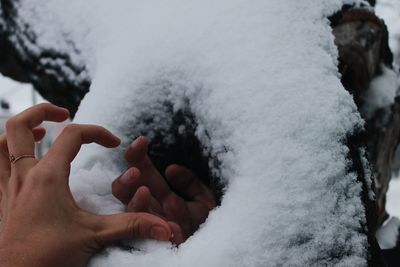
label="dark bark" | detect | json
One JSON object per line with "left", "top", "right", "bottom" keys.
{"left": 331, "top": 6, "right": 398, "bottom": 225}
{"left": 331, "top": 6, "right": 400, "bottom": 266}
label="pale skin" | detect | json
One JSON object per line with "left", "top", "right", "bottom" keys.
{"left": 0, "top": 103, "right": 217, "bottom": 267}
{"left": 0, "top": 104, "right": 174, "bottom": 267}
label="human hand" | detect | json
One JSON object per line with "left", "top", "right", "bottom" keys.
{"left": 112, "top": 136, "right": 217, "bottom": 244}
{"left": 0, "top": 104, "right": 173, "bottom": 267}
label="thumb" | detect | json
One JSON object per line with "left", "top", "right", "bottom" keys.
{"left": 94, "top": 212, "right": 173, "bottom": 245}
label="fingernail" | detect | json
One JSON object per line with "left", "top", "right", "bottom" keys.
{"left": 120, "top": 169, "right": 134, "bottom": 184}
{"left": 150, "top": 226, "right": 169, "bottom": 241}
{"left": 131, "top": 136, "right": 142, "bottom": 147}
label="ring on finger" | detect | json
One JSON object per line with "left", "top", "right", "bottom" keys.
{"left": 9, "top": 154, "right": 36, "bottom": 164}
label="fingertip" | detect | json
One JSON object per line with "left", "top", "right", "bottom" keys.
{"left": 60, "top": 107, "right": 70, "bottom": 118}
{"left": 128, "top": 186, "right": 151, "bottom": 212}
{"left": 168, "top": 221, "right": 185, "bottom": 245}
{"left": 150, "top": 225, "right": 172, "bottom": 241}
{"left": 33, "top": 127, "right": 46, "bottom": 141}
{"left": 165, "top": 164, "right": 187, "bottom": 180}
{"left": 137, "top": 185, "right": 150, "bottom": 196}
{"left": 50, "top": 104, "right": 70, "bottom": 122}
{"left": 125, "top": 136, "right": 149, "bottom": 163}
{"left": 145, "top": 214, "right": 173, "bottom": 241}
{"left": 120, "top": 167, "right": 141, "bottom": 184}
{"left": 133, "top": 135, "right": 148, "bottom": 145}
{"left": 110, "top": 135, "right": 122, "bottom": 147}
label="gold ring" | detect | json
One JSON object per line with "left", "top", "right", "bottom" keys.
{"left": 9, "top": 154, "right": 36, "bottom": 164}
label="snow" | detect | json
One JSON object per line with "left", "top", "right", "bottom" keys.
{"left": 387, "top": 178, "right": 400, "bottom": 218}
{"left": 15, "top": 0, "right": 374, "bottom": 266}
{"left": 360, "top": 66, "right": 400, "bottom": 119}
{"left": 376, "top": 216, "right": 400, "bottom": 249}
{"left": 0, "top": 74, "right": 43, "bottom": 114}
{"left": 376, "top": 0, "right": 400, "bottom": 65}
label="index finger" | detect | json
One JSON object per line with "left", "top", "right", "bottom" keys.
{"left": 42, "top": 124, "right": 121, "bottom": 176}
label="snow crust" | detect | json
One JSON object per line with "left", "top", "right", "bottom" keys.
{"left": 18, "top": 0, "right": 372, "bottom": 266}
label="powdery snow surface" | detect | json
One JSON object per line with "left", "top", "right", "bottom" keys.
{"left": 387, "top": 178, "right": 400, "bottom": 218}
{"left": 376, "top": 0, "right": 400, "bottom": 64}
{"left": 18, "top": 0, "right": 372, "bottom": 266}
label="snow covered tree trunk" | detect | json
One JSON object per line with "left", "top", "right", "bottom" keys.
{"left": 0, "top": 0, "right": 398, "bottom": 266}
{"left": 0, "top": 0, "right": 90, "bottom": 117}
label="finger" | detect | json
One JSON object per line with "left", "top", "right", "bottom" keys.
{"left": 165, "top": 165, "right": 216, "bottom": 209}
{"left": 5, "top": 103, "right": 69, "bottom": 172}
{"left": 42, "top": 124, "right": 121, "bottom": 176}
{"left": 124, "top": 136, "right": 171, "bottom": 201}
{"left": 162, "top": 194, "right": 192, "bottom": 236}
{"left": 124, "top": 136, "right": 149, "bottom": 164}
{"left": 187, "top": 201, "right": 213, "bottom": 231}
{"left": 0, "top": 134, "right": 9, "bottom": 173}
{"left": 0, "top": 127, "right": 46, "bottom": 184}
{"left": 127, "top": 186, "right": 163, "bottom": 215}
{"left": 94, "top": 212, "right": 172, "bottom": 244}
{"left": 168, "top": 221, "right": 184, "bottom": 245}
{"left": 112, "top": 167, "right": 143, "bottom": 204}
{"left": 127, "top": 186, "right": 151, "bottom": 212}
{"left": 32, "top": 127, "right": 46, "bottom": 142}
{"left": 0, "top": 127, "right": 45, "bottom": 157}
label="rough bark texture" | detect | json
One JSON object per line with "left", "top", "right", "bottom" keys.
{"left": 0, "top": 0, "right": 90, "bottom": 117}
{"left": 331, "top": 6, "right": 398, "bottom": 226}
{"left": 331, "top": 6, "right": 399, "bottom": 266}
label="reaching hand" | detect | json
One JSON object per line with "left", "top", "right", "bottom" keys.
{"left": 112, "top": 136, "right": 217, "bottom": 244}
{"left": 0, "top": 104, "right": 173, "bottom": 267}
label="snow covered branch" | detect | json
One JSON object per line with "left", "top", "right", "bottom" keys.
{"left": 0, "top": 0, "right": 90, "bottom": 117}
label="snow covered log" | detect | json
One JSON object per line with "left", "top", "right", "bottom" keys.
{"left": 0, "top": 0, "right": 90, "bottom": 117}
{"left": 0, "top": 0, "right": 399, "bottom": 266}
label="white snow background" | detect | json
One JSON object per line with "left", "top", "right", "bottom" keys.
{"left": 8, "top": 0, "right": 390, "bottom": 266}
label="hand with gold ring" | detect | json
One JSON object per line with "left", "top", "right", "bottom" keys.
{"left": 0, "top": 103, "right": 174, "bottom": 267}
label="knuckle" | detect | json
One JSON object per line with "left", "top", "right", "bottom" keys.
{"left": 26, "top": 168, "right": 56, "bottom": 187}
{"left": 126, "top": 216, "right": 142, "bottom": 238}
{"left": 63, "top": 123, "right": 81, "bottom": 135}
{"left": 37, "top": 103, "right": 51, "bottom": 108}
{"left": 35, "top": 103, "right": 51, "bottom": 111}
{"left": 5, "top": 117, "right": 19, "bottom": 131}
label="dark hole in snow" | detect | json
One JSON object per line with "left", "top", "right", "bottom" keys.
{"left": 122, "top": 92, "right": 226, "bottom": 205}
{"left": 145, "top": 102, "right": 225, "bottom": 204}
